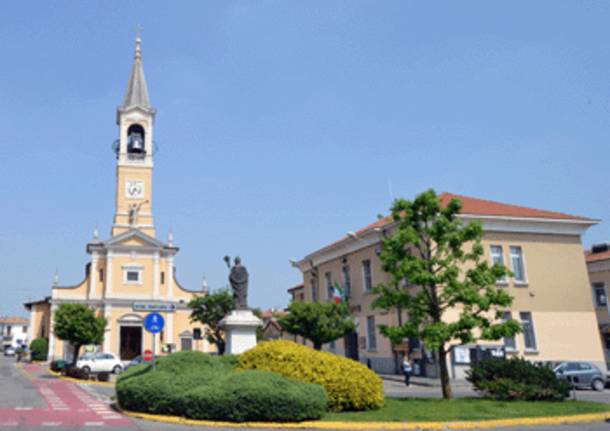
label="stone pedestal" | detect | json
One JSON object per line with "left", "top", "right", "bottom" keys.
{"left": 219, "top": 309, "right": 262, "bottom": 354}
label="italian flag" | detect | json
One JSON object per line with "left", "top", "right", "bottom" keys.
{"left": 332, "top": 282, "right": 346, "bottom": 304}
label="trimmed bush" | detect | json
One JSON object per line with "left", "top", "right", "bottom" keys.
{"left": 467, "top": 358, "right": 570, "bottom": 401}
{"left": 50, "top": 359, "right": 66, "bottom": 372}
{"left": 238, "top": 340, "right": 384, "bottom": 411}
{"left": 116, "top": 351, "right": 327, "bottom": 422}
{"left": 64, "top": 365, "right": 90, "bottom": 380}
{"left": 30, "top": 338, "right": 48, "bottom": 361}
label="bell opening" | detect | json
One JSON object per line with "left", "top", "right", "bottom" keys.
{"left": 127, "top": 124, "right": 146, "bottom": 154}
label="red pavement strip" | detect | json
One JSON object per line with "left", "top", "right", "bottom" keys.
{"left": 0, "top": 363, "right": 131, "bottom": 427}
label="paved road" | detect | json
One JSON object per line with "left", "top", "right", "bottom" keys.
{"left": 1, "top": 356, "right": 609, "bottom": 430}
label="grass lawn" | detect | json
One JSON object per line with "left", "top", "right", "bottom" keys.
{"left": 323, "top": 398, "right": 610, "bottom": 422}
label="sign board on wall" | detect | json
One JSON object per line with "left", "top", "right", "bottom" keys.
{"left": 133, "top": 302, "right": 176, "bottom": 312}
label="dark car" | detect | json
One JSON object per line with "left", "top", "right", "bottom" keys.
{"left": 124, "top": 355, "right": 158, "bottom": 371}
{"left": 554, "top": 361, "right": 606, "bottom": 391}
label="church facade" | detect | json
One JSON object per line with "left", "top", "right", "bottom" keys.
{"left": 25, "top": 38, "right": 212, "bottom": 361}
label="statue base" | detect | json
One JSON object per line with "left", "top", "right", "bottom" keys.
{"left": 219, "top": 309, "right": 263, "bottom": 355}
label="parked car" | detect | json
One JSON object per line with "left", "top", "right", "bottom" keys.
{"left": 124, "top": 354, "right": 158, "bottom": 371}
{"left": 3, "top": 347, "right": 15, "bottom": 357}
{"left": 76, "top": 352, "right": 123, "bottom": 374}
{"left": 554, "top": 361, "right": 606, "bottom": 391}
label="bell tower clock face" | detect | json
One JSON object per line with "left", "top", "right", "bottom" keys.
{"left": 125, "top": 180, "right": 145, "bottom": 199}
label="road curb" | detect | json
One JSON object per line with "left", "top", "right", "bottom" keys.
{"left": 120, "top": 409, "right": 610, "bottom": 430}
{"left": 44, "top": 367, "right": 114, "bottom": 387}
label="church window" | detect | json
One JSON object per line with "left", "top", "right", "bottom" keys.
{"left": 123, "top": 264, "right": 143, "bottom": 285}
{"left": 99, "top": 269, "right": 104, "bottom": 282}
{"left": 161, "top": 271, "right": 165, "bottom": 285}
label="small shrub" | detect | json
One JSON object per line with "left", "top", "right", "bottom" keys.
{"left": 50, "top": 359, "right": 65, "bottom": 372}
{"left": 30, "top": 338, "right": 49, "bottom": 361}
{"left": 116, "top": 351, "right": 327, "bottom": 422}
{"left": 64, "top": 365, "right": 90, "bottom": 380}
{"left": 238, "top": 340, "right": 384, "bottom": 411}
{"left": 467, "top": 358, "right": 570, "bottom": 401}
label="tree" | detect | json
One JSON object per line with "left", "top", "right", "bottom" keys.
{"left": 278, "top": 301, "right": 356, "bottom": 350}
{"left": 53, "top": 304, "right": 107, "bottom": 365}
{"left": 189, "top": 289, "right": 234, "bottom": 355}
{"left": 372, "top": 189, "right": 521, "bottom": 399}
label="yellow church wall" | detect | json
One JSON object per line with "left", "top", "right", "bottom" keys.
{"left": 54, "top": 277, "right": 88, "bottom": 299}
{"left": 110, "top": 255, "right": 155, "bottom": 297}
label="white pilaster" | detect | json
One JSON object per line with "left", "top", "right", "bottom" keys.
{"left": 153, "top": 252, "right": 160, "bottom": 299}
{"left": 106, "top": 252, "right": 113, "bottom": 297}
{"left": 167, "top": 257, "right": 174, "bottom": 299}
{"left": 89, "top": 253, "right": 98, "bottom": 299}
{"left": 27, "top": 308, "right": 35, "bottom": 344}
{"left": 166, "top": 312, "right": 174, "bottom": 345}
{"left": 48, "top": 304, "right": 58, "bottom": 361}
{"left": 103, "top": 305, "right": 112, "bottom": 353}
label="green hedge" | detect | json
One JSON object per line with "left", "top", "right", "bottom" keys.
{"left": 467, "top": 358, "right": 570, "bottom": 401}
{"left": 116, "top": 351, "right": 327, "bottom": 422}
{"left": 30, "top": 338, "right": 48, "bottom": 361}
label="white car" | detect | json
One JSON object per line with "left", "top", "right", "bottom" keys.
{"left": 76, "top": 352, "right": 123, "bottom": 374}
{"left": 3, "top": 347, "right": 15, "bottom": 357}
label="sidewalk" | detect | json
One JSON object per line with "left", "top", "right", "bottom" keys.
{"left": 380, "top": 373, "right": 472, "bottom": 388}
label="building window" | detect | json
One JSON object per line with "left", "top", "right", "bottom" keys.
{"left": 123, "top": 265, "right": 143, "bottom": 285}
{"left": 181, "top": 337, "right": 193, "bottom": 351}
{"left": 329, "top": 340, "right": 336, "bottom": 351}
{"left": 99, "top": 269, "right": 104, "bottom": 282}
{"left": 366, "top": 316, "right": 377, "bottom": 351}
{"left": 310, "top": 278, "right": 318, "bottom": 302}
{"left": 520, "top": 312, "right": 537, "bottom": 351}
{"left": 126, "top": 271, "right": 140, "bottom": 282}
{"left": 22, "top": 326, "right": 27, "bottom": 333}
{"left": 510, "top": 246, "right": 527, "bottom": 283}
{"left": 325, "top": 272, "right": 333, "bottom": 300}
{"left": 160, "top": 271, "right": 165, "bottom": 285}
{"left": 501, "top": 312, "right": 516, "bottom": 351}
{"left": 342, "top": 265, "right": 352, "bottom": 298}
{"left": 490, "top": 245, "right": 507, "bottom": 283}
{"left": 593, "top": 283, "right": 607, "bottom": 308}
{"left": 6, "top": 326, "right": 11, "bottom": 336}
{"left": 362, "top": 260, "right": 373, "bottom": 292}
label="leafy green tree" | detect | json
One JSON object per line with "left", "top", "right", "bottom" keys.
{"left": 53, "top": 304, "right": 107, "bottom": 365}
{"left": 372, "top": 189, "right": 521, "bottom": 399}
{"left": 278, "top": 301, "right": 356, "bottom": 350}
{"left": 189, "top": 289, "right": 234, "bottom": 355}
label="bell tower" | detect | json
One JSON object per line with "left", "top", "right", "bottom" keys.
{"left": 112, "top": 37, "right": 156, "bottom": 237}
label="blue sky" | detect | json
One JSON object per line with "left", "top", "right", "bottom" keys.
{"left": 1, "top": 2, "right": 610, "bottom": 317}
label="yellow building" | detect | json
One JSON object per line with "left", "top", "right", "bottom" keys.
{"left": 585, "top": 244, "right": 610, "bottom": 368}
{"left": 292, "top": 193, "right": 606, "bottom": 378}
{"left": 26, "top": 38, "right": 211, "bottom": 362}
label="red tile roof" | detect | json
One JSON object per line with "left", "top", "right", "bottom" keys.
{"left": 0, "top": 317, "right": 28, "bottom": 325}
{"left": 308, "top": 192, "right": 593, "bottom": 258}
{"left": 440, "top": 193, "right": 592, "bottom": 221}
{"left": 586, "top": 249, "right": 610, "bottom": 263}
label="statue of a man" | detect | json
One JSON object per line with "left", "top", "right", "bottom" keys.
{"left": 128, "top": 200, "right": 148, "bottom": 226}
{"left": 224, "top": 256, "right": 248, "bottom": 310}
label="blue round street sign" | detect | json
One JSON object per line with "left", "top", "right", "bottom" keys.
{"left": 144, "top": 312, "right": 165, "bottom": 334}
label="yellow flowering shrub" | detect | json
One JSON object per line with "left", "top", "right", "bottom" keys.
{"left": 238, "top": 340, "right": 384, "bottom": 412}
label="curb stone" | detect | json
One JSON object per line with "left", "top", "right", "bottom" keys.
{"left": 121, "top": 409, "right": 610, "bottom": 430}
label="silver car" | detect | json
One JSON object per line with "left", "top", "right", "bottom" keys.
{"left": 554, "top": 361, "right": 606, "bottom": 391}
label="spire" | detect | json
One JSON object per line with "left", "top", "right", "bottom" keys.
{"left": 121, "top": 37, "right": 152, "bottom": 110}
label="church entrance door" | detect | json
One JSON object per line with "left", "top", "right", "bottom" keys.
{"left": 120, "top": 326, "right": 142, "bottom": 360}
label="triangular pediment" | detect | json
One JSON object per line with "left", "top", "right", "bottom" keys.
{"left": 104, "top": 228, "right": 166, "bottom": 249}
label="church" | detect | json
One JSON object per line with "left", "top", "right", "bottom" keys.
{"left": 24, "top": 38, "right": 212, "bottom": 361}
